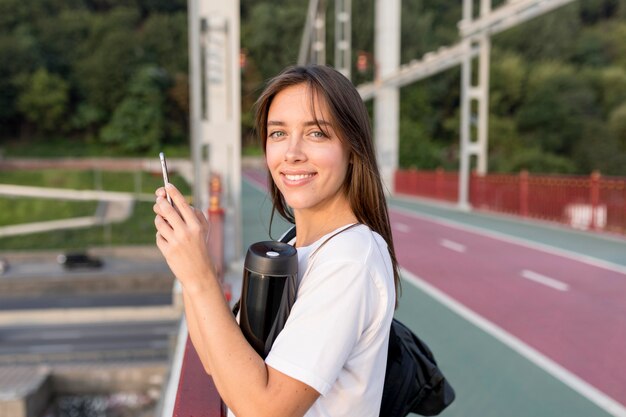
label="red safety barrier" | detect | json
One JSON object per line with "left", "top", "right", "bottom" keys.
{"left": 173, "top": 336, "right": 226, "bottom": 417}
{"left": 172, "top": 173, "right": 229, "bottom": 417}
{"left": 395, "top": 168, "right": 458, "bottom": 203}
{"left": 395, "top": 169, "right": 626, "bottom": 236}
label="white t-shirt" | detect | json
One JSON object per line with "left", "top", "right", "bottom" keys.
{"left": 228, "top": 224, "right": 395, "bottom": 417}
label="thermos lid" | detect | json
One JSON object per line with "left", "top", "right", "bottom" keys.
{"left": 245, "top": 241, "right": 298, "bottom": 276}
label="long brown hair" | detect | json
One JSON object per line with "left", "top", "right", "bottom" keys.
{"left": 254, "top": 65, "right": 401, "bottom": 305}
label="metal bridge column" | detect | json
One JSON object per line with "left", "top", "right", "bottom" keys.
{"left": 335, "top": 0, "right": 351, "bottom": 79}
{"left": 312, "top": 0, "right": 326, "bottom": 65}
{"left": 299, "top": 0, "right": 327, "bottom": 66}
{"left": 374, "top": 0, "right": 401, "bottom": 193}
{"left": 188, "top": 0, "right": 242, "bottom": 261}
{"left": 458, "top": 0, "right": 491, "bottom": 210}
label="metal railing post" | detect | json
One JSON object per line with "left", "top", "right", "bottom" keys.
{"left": 590, "top": 171, "right": 601, "bottom": 231}
{"left": 208, "top": 174, "right": 224, "bottom": 282}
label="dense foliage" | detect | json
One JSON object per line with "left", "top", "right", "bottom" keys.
{"left": 0, "top": 0, "right": 189, "bottom": 154}
{"left": 1, "top": 0, "right": 625, "bottom": 174}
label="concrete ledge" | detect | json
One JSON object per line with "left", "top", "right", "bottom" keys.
{"left": 51, "top": 362, "right": 167, "bottom": 395}
{"left": 0, "top": 245, "right": 164, "bottom": 262}
{"left": 0, "top": 273, "right": 175, "bottom": 298}
{"left": 0, "top": 367, "right": 51, "bottom": 417}
{"left": 0, "top": 305, "right": 182, "bottom": 326}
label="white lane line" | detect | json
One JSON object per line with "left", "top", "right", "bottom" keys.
{"left": 521, "top": 269, "right": 570, "bottom": 292}
{"left": 400, "top": 267, "right": 626, "bottom": 417}
{"left": 439, "top": 239, "right": 466, "bottom": 253}
{"left": 393, "top": 222, "right": 411, "bottom": 233}
{"left": 390, "top": 204, "right": 626, "bottom": 276}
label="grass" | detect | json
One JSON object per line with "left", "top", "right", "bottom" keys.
{"left": 0, "top": 169, "right": 192, "bottom": 250}
{"left": 0, "top": 138, "right": 190, "bottom": 158}
{"left": 0, "top": 201, "right": 159, "bottom": 250}
{"left": 0, "top": 198, "right": 97, "bottom": 226}
{"left": 0, "top": 170, "right": 189, "bottom": 193}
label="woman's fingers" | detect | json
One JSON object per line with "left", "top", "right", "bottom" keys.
{"left": 193, "top": 207, "right": 207, "bottom": 222}
{"left": 154, "top": 196, "right": 182, "bottom": 227}
{"left": 155, "top": 187, "right": 167, "bottom": 198}
{"left": 164, "top": 184, "right": 197, "bottom": 224}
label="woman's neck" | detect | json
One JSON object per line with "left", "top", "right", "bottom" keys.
{"left": 293, "top": 202, "right": 358, "bottom": 248}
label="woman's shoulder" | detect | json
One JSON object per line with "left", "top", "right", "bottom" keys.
{"left": 314, "top": 224, "right": 390, "bottom": 271}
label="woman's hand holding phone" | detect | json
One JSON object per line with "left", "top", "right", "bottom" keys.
{"left": 154, "top": 155, "right": 215, "bottom": 294}
{"left": 154, "top": 183, "right": 214, "bottom": 293}
{"left": 159, "top": 152, "right": 173, "bottom": 206}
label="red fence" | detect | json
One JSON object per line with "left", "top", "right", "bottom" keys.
{"left": 395, "top": 169, "right": 626, "bottom": 236}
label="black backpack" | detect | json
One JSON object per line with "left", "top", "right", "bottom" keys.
{"left": 279, "top": 226, "right": 455, "bottom": 416}
{"left": 380, "top": 319, "right": 455, "bottom": 416}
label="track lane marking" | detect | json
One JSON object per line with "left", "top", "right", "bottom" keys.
{"left": 392, "top": 222, "right": 411, "bottom": 233}
{"left": 439, "top": 239, "right": 466, "bottom": 253}
{"left": 400, "top": 267, "right": 626, "bottom": 417}
{"left": 390, "top": 204, "right": 626, "bottom": 276}
{"left": 520, "top": 269, "right": 570, "bottom": 291}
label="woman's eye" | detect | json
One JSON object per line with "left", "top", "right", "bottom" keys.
{"left": 310, "top": 131, "right": 328, "bottom": 139}
{"left": 269, "top": 131, "right": 285, "bottom": 139}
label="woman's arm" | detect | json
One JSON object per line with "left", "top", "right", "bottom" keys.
{"left": 153, "top": 184, "right": 319, "bottom": 417}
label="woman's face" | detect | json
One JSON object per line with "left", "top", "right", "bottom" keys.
{"left": 265, "top": 83, "right": 351, "bottom": 217}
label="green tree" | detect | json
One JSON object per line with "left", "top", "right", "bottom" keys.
{"left": 399, "top": 82, "right": 444, "bottom": 169}
{"left": 573, "top": 120, "right": 626, "bottom": 175}
{"left": 579, "top": 0, "right": 620, "bottom": 23}
{"left": 490, "top": 49, "right": 527, "bottom": 116}
{"left": 608, "top": 102, "right": 626, "bottom": 151}
{"left": 35, "top": 10, "right": 92, "bottom": 77}
{"left": 488, "top": 115, "right": 523, "bottom": 173}
{"left": 495, "top": 3, "right": 582, "bottom": 62}
{"left": 516, "top": 62, "right": 598, "bottom": 155}
{"left": 16, "top": 68, "right": 69, "bottom": 132}
{"left": 0, "top": 32, "right": 40, "bottom": 134}
{"left": 140, "top": 12, "right": 188, "bottom": 74}
{"left": 73, "top": 8, "right": 142, "bottom": 114}
{"left": 507, "top": 147, "right": 576, "bottom": 174}
{"left": 399, "top": 119, "right": 444, "bottom": 169}
{"left": 241, "top": 2, "right": 306, "bottom": 83}
{"left": 100, "top": 66, "right": 170, "bottom": 152}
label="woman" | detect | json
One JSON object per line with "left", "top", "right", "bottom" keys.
{"left": 154, "top": 65, "right": 400, "bottom": 417}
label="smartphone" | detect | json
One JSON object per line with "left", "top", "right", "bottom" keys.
{"left": 159, "top": 152, "right": 173, "bottom": 206}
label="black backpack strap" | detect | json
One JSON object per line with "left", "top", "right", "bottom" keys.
{"left": 279, "top": 226, "right": 297, "bottom": 244}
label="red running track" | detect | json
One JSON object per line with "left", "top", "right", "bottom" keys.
{"left": 243, "top": 169, "right": 626, "bottom": 407}
{"left": 389, "top": 208, "right": 626, "bottom": 407}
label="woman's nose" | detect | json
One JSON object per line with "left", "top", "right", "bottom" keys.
{"left": 284, "top": 135, "right": 306, "bottom": 162}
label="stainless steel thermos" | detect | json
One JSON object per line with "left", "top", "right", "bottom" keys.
{"left": 239, "top": 241, "right": 298, "bottom": 359}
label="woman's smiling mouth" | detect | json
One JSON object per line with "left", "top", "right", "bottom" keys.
{"left": 283, "top": 174, "right": 315, "bottom": 181}
{"left": 282, "top": 172, "right": 316, "bottom": 184}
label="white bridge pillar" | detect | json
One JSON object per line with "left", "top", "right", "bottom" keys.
{"left": 374, "top": 0, "right": 401, "bottom": 193}
{"left": 188, "top": 0, "right": 242, "bottom": 261}
{"left": 458, "top": 0, "right": 491, "bottom": 210}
